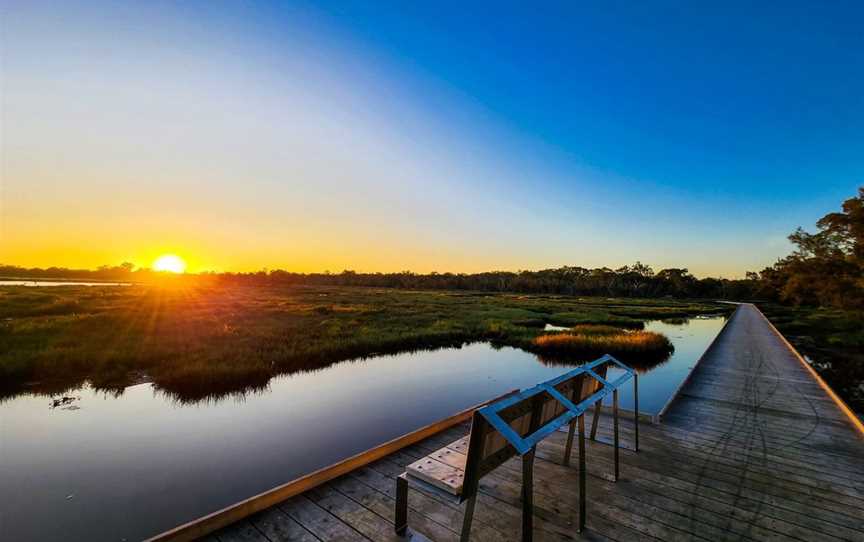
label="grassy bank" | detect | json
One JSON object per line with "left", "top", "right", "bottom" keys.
{"left": 759, "top": 303, "right": 864, "bottom": 413}
{"left": 0, "top": 284, "right": 729, "bottom": 402}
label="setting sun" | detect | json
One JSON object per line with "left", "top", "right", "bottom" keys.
{"left": 153, "top": 254, "right": 187, "bottom": 273}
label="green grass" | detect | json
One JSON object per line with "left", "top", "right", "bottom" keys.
{"left": 0, "top": 284, "right": 729, "bottom": 402}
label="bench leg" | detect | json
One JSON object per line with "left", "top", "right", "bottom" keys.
{"left": 460, "top": 496, "right": 476, "bottom": 542}
{"left": 613, "top": 389, "right": 620, "bottom": 482}
{"left": 522, "top": 448, "right": 535, "bottom": 542}
{"left": 563, "top": 419, "right": 576, "bottom": 466}
{"left": 395, "top": 473, "right": 409, "bottom": 535}
{"left": 589, "top": 400, "right": 601, "bottom": 440}
{"left": 578, "top": 413, "right": 586, "bottom": 532}
{"left": 634, "top": 373, "right": 639, "bottom": 453}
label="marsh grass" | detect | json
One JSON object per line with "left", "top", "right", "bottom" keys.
{"left": 0, "top": 285, "right": 724, "bottom": 402}
{"left": 532, "top": 326, "right": 673, "bottom": 356}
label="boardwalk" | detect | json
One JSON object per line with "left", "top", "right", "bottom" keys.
{"left": 194, "top": 304, "right": 864, "bottom": 542}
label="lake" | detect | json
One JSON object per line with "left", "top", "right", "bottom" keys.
{"left": 0, "top": 316, "right": 726, "bottom": 541}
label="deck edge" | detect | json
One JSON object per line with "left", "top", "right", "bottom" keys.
{"left": 754, "top": 303, "right": 864, "bottom": 438}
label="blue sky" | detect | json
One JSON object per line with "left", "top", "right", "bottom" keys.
{"left": 2, "top": 1, "right": 862, "bottom": 276}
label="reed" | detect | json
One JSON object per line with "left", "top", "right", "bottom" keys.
{"left": 532, "top": 327, "right": 673, "bottom": 356}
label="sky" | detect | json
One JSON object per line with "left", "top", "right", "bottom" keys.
{"left": 1, "top": 1, "right": 862, "bottom": 277}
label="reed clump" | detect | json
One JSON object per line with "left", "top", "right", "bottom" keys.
{"left": 532, "top": 325, "right": 673, "bottom": 356}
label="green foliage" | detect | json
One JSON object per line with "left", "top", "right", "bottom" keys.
{"left": 0, "top": 285, "right": 725, "bottom": 402}
{"left": 756, "top": 187, "right": 864, "bottom": 308}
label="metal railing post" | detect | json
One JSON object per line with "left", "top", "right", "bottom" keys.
{"left": 613, "top": 388, "right": 620, "bottom": 482}
{"left": 578, "top": 413, "right": 586, "bottom": 532}
{"left": 634, "top": 373, "right": 639, "bottom": 453}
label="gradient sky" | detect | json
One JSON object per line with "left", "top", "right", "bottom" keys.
{"left": 2, "top": 1, "right": 862, "bottom": 277}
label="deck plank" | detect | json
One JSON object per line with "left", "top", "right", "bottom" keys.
{"left": 248, "top": 508, "right": 320, "bottom": 542}
{"left": 278, "top": 496, "right": 369, "bottom": 542}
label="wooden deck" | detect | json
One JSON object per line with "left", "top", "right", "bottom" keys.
{"left": 192, "top": 304, "right": 864, "bottom": 541}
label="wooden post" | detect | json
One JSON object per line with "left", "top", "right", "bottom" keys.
{"left": 613, "top": 389, "right": 620, "bottom": 482}
{"left": 563, "top": 419, "right": 576, "bottom": 467}
{"left": 395, "top": 474, "right": 408, "bottom": 535}
{"left": 578, "top": 414, "right": 586, "bottom": 533}
{"left": 522, "top": 448, "right": 535, "bottom": 542}
{"left": 633, "top": 373, "right": 639, "bottom": 453}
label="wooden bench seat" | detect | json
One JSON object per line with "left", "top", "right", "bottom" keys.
{"left": 406, "top": 437, "right": 468, "bottom": 494}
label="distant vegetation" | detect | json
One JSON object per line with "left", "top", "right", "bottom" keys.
{"left": 751, "top": 187, "right": 864, "bottom": 411}
{"left": 2, "top": 189, "right": 860, "bottom": 308}
{"left": 0, "top": 287, "right": 725, "bottom": 402}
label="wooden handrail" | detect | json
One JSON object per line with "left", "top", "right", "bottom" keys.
{"left": 145, "top": 389, "right": 519, "bottom": 542}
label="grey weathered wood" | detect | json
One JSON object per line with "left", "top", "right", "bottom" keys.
{"left": 248, "top": 508, "right": 319, "bottom": 542}
{"left": 278, "top": 496, "right": 367, "bottom": 542}
{"left": 214, "top": 522, "right": 268, "bottom": 542}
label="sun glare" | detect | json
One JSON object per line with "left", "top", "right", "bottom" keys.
{"left": 153, "top": 254, "right": 187, "bottom": 274}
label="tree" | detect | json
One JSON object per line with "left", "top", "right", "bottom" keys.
{"left": 759, "top": 186, "right": 864, "bottom": 308}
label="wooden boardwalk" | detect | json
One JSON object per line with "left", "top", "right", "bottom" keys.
{"left": 192, "top": 304, "right": 864, "bottom": 541}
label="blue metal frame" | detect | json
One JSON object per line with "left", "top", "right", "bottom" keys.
{"left": 476, "top": 354, "right": 636, "bottom": 456}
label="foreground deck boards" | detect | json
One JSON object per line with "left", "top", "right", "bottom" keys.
{"left": 210, "top": 304, "right": 864, "bottom": 541}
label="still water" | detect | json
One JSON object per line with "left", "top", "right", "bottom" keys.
{"left": 0, "top": 317, "right": 725, "bottom": 541}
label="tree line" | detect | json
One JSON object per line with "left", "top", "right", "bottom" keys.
{"left": 3, "top": 187, "right": 861, "bottom": 308}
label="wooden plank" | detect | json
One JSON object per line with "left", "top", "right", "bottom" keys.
{"left": 307, "top": 484, "right": 405, "bottom": 542}
{"left": 534, "top": 436, "right": 862, "bottom": 540}
{"left": 545, "top": 434, "right": 864, "bottom": 538}
{"left": 350, "top": 466, "right": 511, "bottom": 542}
{"left": 330, "top": 474, "right": 458, "bottom": 542}
{"left": 406, "top": 455, "right": 464, "bottom": 494}
{"left": 214, "top": 522, "right": 268, "bottom": 542}
{"left": 278, "top": 496, "right": 368, "bottom": 541}
{"left": 247, "top": 508, "right": 319, "bottom": 542}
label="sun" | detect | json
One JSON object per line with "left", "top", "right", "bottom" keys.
{"left": 153, "top": 254, "right": 187, "bottom": 274}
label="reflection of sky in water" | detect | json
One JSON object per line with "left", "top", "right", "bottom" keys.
{"left": 0, "top": 317, "right": 725, "bottom": 541}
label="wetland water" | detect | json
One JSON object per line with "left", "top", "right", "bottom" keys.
{"left": 0, "top": 317, "right": 726, "bottom": 541}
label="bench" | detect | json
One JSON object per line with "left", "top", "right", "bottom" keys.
{"left": 394, "top": 355, "right": 638, "bottom": 541}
